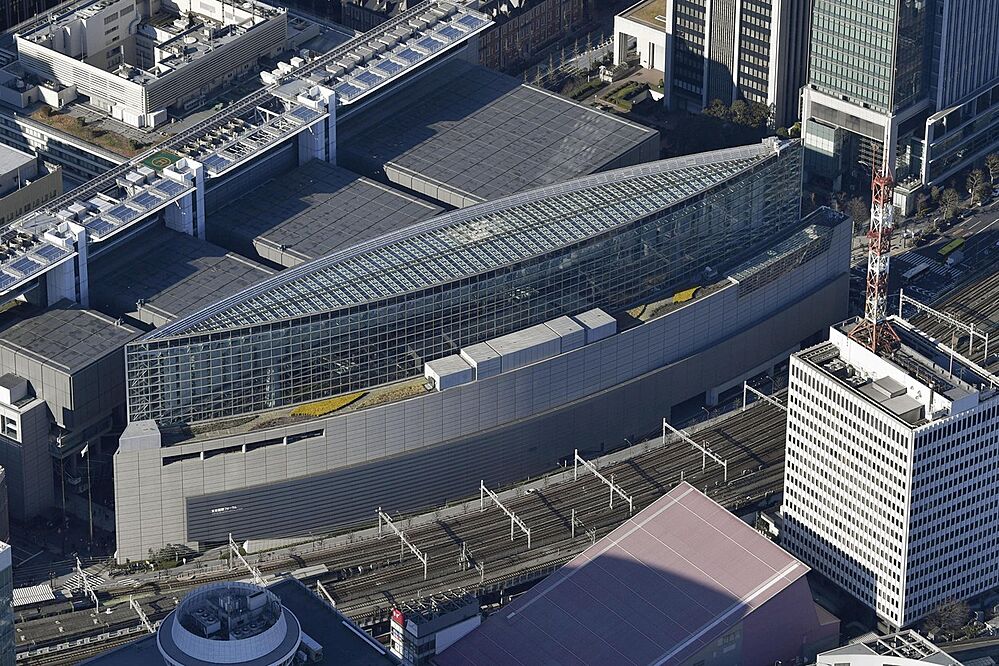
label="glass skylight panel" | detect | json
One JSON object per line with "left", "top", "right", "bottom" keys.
{"left": 156, "top": 149, "right": 773, "bottom": 336}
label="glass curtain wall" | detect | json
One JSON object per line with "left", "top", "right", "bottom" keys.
{"left": 127, "top": 147, "right": 802, "bottom": 425}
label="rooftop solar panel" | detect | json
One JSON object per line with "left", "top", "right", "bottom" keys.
{"left": 84, "top": 218, "right": 116, "bottom": 236}
{"left": 355, "top": 71, "right": 383, "bottom": 87}
{"left": 202, "top": 155, "right": 232, "bottom": 173}
{"left": 154, "top": 180, "right": 186, "bottom": 197}
{"left": 418, "top": 36, "right": 446, "bottom": 51}
{"left": 33, "top": 244, "right": 69, "bottom": 262}
{"left": 397, "top": 48, "right": 422, "bottom": 63}
{"left": 0, "top": 273, "right": 15, "bottom": 291}
{"left": 335, "top": 82, "right": 364, "bottom": 100}
{"left": 9, "top": 256, "right": 42, "bottom": 277}
{"left": 133, "top": 192, "right": 162, "bottom": 209}
{"left": 108, "top": 205, "right": 139, "bottom": 223}
{"left": 457, "top": 14, "right": 484, "bottom": 29}
{"left": 289, "top": 106, "right": 320, "bottom": 123}
{"left": 375, "top": 60, "right": 403, "bottom": 75}
{"left": 437, "top": 26, "right": 463, "bottom": 41}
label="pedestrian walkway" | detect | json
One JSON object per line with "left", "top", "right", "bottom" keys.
{"left": 58, "top": 570, "right": 106, "bottom": 595}
{"left": 894, "top": 252, "right": 961, "bottom": 280}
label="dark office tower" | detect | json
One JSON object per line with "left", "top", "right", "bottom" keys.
{"left": 614, "top": 0, "right": 813, "bottom": 128}
{"left": 802, "top": 0, "right": 999, "bottom": 211}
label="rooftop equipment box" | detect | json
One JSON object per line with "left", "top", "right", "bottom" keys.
{"left": 544, "top": 316, "right": 585, "bottom": 353}
{"left": 486, "top": 324, "right": 561, "bottom": 373}
{"left": 573, "top": 308, "right": 617, "bottom": 344}
{"left": 460, "top": 342, "right": 502, "bottom": 380}
{"left": 424, "top": 355, "right": 473, "bottom": 391}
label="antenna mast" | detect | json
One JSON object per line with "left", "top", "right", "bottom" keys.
{"left": 850, "top": 160, "right": 900, "bottom": 353}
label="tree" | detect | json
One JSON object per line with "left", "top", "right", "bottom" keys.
{"left": 916, "top": 193, "right": 930, "bottom": 217}
{"left": 746, "top": 101, "right": 772, "bottom": 129}
{"left": 845, "top": 197, "right": 869, "bottom": 223}
{"left": 922, "top": 598, "right": 971, "bottom": 639}
{"left": 704, "top": 98, "right": 728, "bottom": 120}
{"left": 986, "top": 153, "right": 999, "bottom": 184}
{"left": 940, "top": 187, "right": 961, "bottom": 220}
{"left": 730, "top": 99, "right": 750, "bottom": 125}
{"left": 967, "top": 168, "right": 988, "bottom": 204}
{"left": 788, "top": 121, "right": 801, "bottom": 138}
{"left": 930, "top": 185, "right": 942, "bottom": 204}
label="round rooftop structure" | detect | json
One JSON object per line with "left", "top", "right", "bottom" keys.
{"left": 156, "top": 581, "right": 303, "bottom": 666}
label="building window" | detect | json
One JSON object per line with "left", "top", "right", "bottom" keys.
{"left": 1, "top": 416, "right": 17, "bottom": 440}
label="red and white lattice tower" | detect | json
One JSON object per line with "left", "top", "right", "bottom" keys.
{"left": 850, "top": 167, "right": 900, "bottom": 353}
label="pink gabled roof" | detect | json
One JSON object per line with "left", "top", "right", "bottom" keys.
{"left": 436, "top": 482, "right": 809, "bottom": 666}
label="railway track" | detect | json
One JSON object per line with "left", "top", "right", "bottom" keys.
{"left": 21, "top": 631, "right": 144, "bottom": 666}
{"left": 908, "top": 267, "right": 999, "bottom": 372}
{"left": 319, "top": 401, "right": 787, "bottom": 621}
{"left": 18, "top": 400, "right": 787, "bottom": 662}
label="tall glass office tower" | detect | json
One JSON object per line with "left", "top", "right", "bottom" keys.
{"left": 802, "top": 0, "right": 999, "bottom": 208}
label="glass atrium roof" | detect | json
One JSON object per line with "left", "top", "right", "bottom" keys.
{"left": 148, "top": 141, "right": 786, "bottom": 339}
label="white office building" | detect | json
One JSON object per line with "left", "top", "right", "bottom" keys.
{"left": 15, "top": 0, "right": 288, "bottom": 128}
{"left": 782, "top": 316, "right": 999, "bottom": 630}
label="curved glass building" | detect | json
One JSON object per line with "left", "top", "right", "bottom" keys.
{"left": 126, "top": 139, "right": 801, "bottom": 424}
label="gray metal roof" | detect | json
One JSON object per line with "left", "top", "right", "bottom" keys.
{"left": 90, "top": 227, "right": 274, "bottom": 326}
{"left": 0, "top": 144, "right": 35, "bottom": 177}
{"left": 338, "top": 59, "right": 658, "bottom": 205}
{"left": 437, "top": 482, "right": 809, "bottom": 666}
{"left": 146, "top": 140, "right": 784, "bottom": 340}
{"left": 211, "top": 161, "right": 441, "bottom": 267}
{"left": 0, "top": 304, "right": 139, "bottom": 372}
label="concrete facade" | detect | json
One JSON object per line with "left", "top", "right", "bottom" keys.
{"left": 114, "top": 216, "right": 849, "bottom": 561}
{"left": 0, "top": 306, "right": 138, "bottom": 520}
{"left": 783, "top": 320, "right": 999, "bottom": 629}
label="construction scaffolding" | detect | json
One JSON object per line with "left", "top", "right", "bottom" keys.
{"left": 378, "top": 508, "right": 429, "bottom": 580}
{"left": 573, "top": 450, "right": 634, "bottom": 513}
{"left": 480, "top": 481, "right": 532, "bottom": 548}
